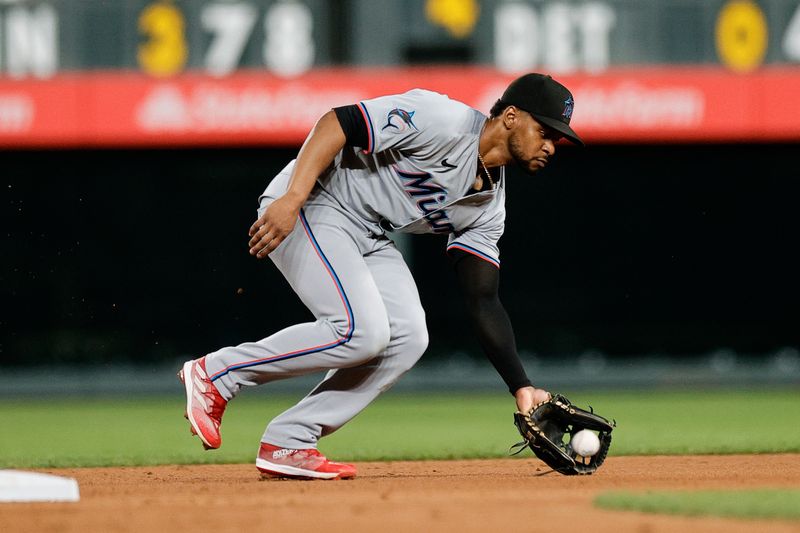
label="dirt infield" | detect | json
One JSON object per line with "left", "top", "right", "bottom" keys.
{"left": 3, "top": 455, "right": 800, "bottom": 533}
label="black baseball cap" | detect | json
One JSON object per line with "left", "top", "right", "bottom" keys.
{"left": 500, "top": 73, "right": 584, "bottom": 146}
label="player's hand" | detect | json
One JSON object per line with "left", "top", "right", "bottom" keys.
{"left": 248, "top": 194, "right": 302, "bottom": 258}
{"left": 514, "top": 386, "right": 551, "bottom": 413}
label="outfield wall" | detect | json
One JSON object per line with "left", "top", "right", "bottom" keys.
{"left": 2, "top": 144, "right": 798, "bottom": 371}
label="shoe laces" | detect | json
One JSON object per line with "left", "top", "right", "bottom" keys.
{"left": 194, "top": 377, "right": 226, "bottom": 423}
{"left": 298, "top": 448, "right": 322, "bottom": 459}
{"left": 204, "top": 386, "right": 226, "bottom": 423}
{"left": 195, "top": 360, "right": 227, "bottom": 422}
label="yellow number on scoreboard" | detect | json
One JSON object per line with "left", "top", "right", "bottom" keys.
{"left": 715, "top": 0, "right": 768, "bottom": 73}
{"left": 137, "top": 1, "right": 188, "bottom": 77}
{"left": 425, "top": 0, "right": 479, "bottom": 38}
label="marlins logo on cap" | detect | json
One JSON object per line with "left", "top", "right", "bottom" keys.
{"left": 562, "top": 97, "right": 574, "bottom": 120}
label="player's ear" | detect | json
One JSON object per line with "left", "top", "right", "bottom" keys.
{"left": 502, "top": 106, "right": 519, "bottom": 130}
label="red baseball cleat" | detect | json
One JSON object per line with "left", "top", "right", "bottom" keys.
{"left": 178, "top": 357, "right": 227, "bottom": 450}
{"left": 256, "top": 443, "right": 357, "bottom": 480}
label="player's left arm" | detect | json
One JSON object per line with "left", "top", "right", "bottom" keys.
{"left": 451, "top": 251, "right": 549, "bottom": 412}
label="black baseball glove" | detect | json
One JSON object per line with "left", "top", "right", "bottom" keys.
{"left": 511, "top": 394, "right": 615, "bottom": 475}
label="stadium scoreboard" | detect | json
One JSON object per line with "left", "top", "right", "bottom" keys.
{"left": 1, "top": 0, "right": 799, "bottom": 79}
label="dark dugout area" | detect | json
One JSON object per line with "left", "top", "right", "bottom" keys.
{"left": 3, "top": 144, "right": 798, "bottom": 367}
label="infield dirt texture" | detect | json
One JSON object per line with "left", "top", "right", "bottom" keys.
{"left": 4, "top": 454, "right": 799, "bottom": 532}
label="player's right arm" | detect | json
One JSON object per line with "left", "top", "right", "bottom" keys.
{"left": 451, "top": 252, "right": 550, "bottom": 412}
{"left": 248, "top": 90, "right": 434, "bottom": 257}
{"left": 248, "top": 110, "right": 346, "bottom": 258}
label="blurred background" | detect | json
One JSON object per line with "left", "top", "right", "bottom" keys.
{"left": 2, "top": 0, "right": 799, "bottom": 395}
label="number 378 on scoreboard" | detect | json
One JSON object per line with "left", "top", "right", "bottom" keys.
{"left": 137, "top": 1, "right": 316, "bottom": 78}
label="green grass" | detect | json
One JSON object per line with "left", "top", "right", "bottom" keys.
{"left": 0, "top": 389, "right": 798, "bottom": 468}
{"left": 595, "top": 489, "right": 800, "bottom": 521}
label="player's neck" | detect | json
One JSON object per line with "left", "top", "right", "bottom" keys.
{"left": 478, "top": 117, "right": 512, "bottom": 168}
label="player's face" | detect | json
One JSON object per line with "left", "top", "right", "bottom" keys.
{"left": 508, "top": 113, "right": 561, "bottom": 176}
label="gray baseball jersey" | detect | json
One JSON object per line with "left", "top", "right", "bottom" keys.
{"left": 204, "top": 89, "right": 506, "bottom": 449}
{"left": 262, "top": 89, "right": 506, "bottom": 267}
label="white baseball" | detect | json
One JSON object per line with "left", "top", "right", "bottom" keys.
{"left": 570, "top": 429, "right": 601, "bottom": 457}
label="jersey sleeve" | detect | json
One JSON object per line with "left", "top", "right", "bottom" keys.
{"left": 446, "top": 197, "right": 506, "bottom": 269}
{"left": 333, "top": 105, "right": 369, "bottom": 149}
{"left": 357, "top": 89, "right": 463, "bottom": 154}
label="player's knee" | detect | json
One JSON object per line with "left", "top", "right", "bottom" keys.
{"left": 393, "top": 313, "right": 429, "bottom": 372}
{"left": 350, "top": 312, "right": 391, "bottom": 359}
{"left": 406, "top": 319, "right": 429, "bottom": 359}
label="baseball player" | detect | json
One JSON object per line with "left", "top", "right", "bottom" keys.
{"left": 179, "top": 73, "right": 583, "bottom": 479}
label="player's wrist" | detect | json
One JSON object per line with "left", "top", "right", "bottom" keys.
{"left": 509, "top": 379, "right": 532, "bottom": 398}
{"left": 281, "top": 189, "right": 307, "bottom": 210}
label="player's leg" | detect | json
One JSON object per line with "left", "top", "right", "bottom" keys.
{"left": 206, "top": 207, "right": 392, "bottom": 397}
{"left": 261, "top": 240, "right": 427, "bottom": 449}
{"left": 181, "top": 205, "right": 392, "bottom": 450}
